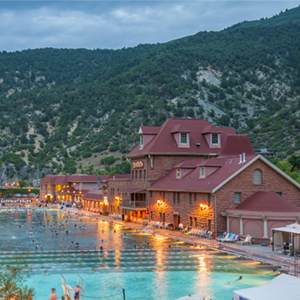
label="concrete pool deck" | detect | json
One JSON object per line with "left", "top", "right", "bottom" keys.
{"left": 65, "top": 207, "right": 299, "bottom": 276}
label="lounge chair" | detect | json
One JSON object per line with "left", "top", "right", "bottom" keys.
{"left": 238, "top": 235, "right": 252, "bottom": 245}
{"left": 215, "top": 232, "right": 226, "bottom": 242}
{"left": 220, "top": 233, "right": 234, "bottom": 242}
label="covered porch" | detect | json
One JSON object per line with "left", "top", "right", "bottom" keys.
{"left": 118, "top": 187, "right": 147, "bottom": 221}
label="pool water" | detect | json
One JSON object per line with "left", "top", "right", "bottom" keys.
{"left": 0, "top": 209, "right": 275, "bottom": 299}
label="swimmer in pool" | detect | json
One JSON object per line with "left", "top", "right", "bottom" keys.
{"left": 235, "top": 276, "right": 243, "bottom": 281}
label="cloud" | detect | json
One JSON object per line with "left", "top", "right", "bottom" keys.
{"left": 0, "top": 1, "right": 298, "bottom": 51}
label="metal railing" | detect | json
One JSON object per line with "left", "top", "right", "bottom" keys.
{"left": 120, "top": 200, "right": 146, "bottom": 208}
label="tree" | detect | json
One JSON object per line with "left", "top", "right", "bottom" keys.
{"left": 18, "top": 180, "right": 27, "bottom": 188}
{"left": 0, "top": 267, "right": 34, "bottom": 299}
{"left": 288, "top": 155, "right": 300, "bottom": 172}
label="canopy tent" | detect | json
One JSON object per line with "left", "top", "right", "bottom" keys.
{"left": 233, "top": 274, "right": 300, "bottom": 300}
{"left": 272, "top": 223, "right": 300, "bottom": 255}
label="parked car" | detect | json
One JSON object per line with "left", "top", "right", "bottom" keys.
{"left": 15, "top": 193, "right": 22, "bottom": 197}
{"left": 22, "top": 194, "right": 28, "bottom": 197}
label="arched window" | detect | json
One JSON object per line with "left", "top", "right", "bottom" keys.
{"left": 253, "top": 169, "right": 262, "bottom": 184}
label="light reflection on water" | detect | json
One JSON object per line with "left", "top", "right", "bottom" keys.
{"left": 0, "top": 209, "right": 275, "bottom": 300}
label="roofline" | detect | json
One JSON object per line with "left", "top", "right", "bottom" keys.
{"left": 146, "top": 188, "right": 211, "bottom": 193}
{"left": 212, "top": 155, "right": 300, "bottom": 193}
{"left": 127, "top": 152, "right": 219, "bottom": 159}
{"left": 82, "top": 198, "right": 103, "bottom": 201}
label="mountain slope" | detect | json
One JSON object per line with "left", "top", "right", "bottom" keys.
{"left": 0, "top": 6, "right": 300, "bottom": 182}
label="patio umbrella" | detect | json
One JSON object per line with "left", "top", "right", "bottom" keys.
{"left": 176, "top": 295, "right": 205, "bottom": 300}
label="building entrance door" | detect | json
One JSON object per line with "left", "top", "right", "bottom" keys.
{"left": 174, "top": 214, "right": 180, "bottom": 230}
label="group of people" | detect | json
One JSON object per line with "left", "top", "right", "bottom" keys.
{"left": 48, "top": 285, "right": 81, "bottom": 300}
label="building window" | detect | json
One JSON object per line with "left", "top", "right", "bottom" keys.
{"left": 135, "top": 170, "right": 138, "bottom": 180}
{"left": 194, "top": 193, "right": 197, "bottom": 201}
{"left": 208, "top": 219, "right": 212, "bottom": 231}
{"left": 159, "top": 212, "right": 162, "bottom": 222}
{"left": 200, "top": 167, "right": 205, "bottom": 178}
{"left": 176, "top": 168, "right": 181, "bottom": 178}
{"left": 189, "top": 217, "right": 192, "bottom": 226}
{"left": 190, "top": 193, "right": 193, "bottom": 205}
{"left": 173, "top": 192, "right": 176, "bottom": 204}
{"left": 180, "top": 133, "right": 188, "bottom": 145}
{"left": 139, "top": 170, "right": 142, "bottom": 180}
{"left": 144, "top": 170, "right": 146, "bottom": 179}
{"left": 150, "top": 191, "right": 153, "bottom": 198}
{"left": 140, "top": 135, "right": 144, "bottom": 146}
{"left": 162, "top": 213, "right": 165, "bottom": 223}
{"left": 132, "top": 171, "right": 134, "bottom": 179}
{"left": 234, "top": 192, "right": 241, "bottom": 203}
{"left": 150, "top": 211, "right": 153, "bottom": 220}
{"left": 253, "top": 169, "right": 262, "bottom": 184}
{"left": 177, "top": 192, "right": 180, "bottom": 204}
{"left": 163, "top": 191, "right": 165, "bottom": 201}
{"left": 194, "top": 217, "right": 197, "bottom": 227}
{"left": 211, "top": 133, "right": 219, "bottom": 145}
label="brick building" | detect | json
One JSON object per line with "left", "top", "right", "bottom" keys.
{"left": 40, "top": 175, "right": 101, "bottom": 203}
{"left": 106, "top": 118, "right": 300, "bottom": 240}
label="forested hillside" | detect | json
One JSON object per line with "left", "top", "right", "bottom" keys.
{"left": 0, "top": 6, "right": 300, "bottom": 183}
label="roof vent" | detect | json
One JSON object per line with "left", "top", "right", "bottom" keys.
{"left": 229, "top": 159, "right": 233, "bottom": 164}
{"left": 196, "top": 143, "right": 200, "bottom": 147}
{"left": 238, "top": 154, "right": 242, "bottom": 164}
{"left": 242, "top": 153, "right": 246, "bottom": 163}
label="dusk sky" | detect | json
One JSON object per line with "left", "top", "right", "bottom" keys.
{"left": 0, "top": 1, "right": 299, "bottom": 52}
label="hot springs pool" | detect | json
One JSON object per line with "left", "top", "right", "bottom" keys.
{"left": 0, "top": 208, "right": 275, "bottom": 299}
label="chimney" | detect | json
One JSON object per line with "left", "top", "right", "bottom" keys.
{"left": 238, "top": 154, "right": 242, "bottom": 164}
{"left": 242, "top": 153, "right": 246, "bottom": 163}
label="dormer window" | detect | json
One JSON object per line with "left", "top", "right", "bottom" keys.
{"left": 200, "top": 167, "right": 205, "bottom": 178}
{"left": 140, "top": 135, "right": 144, "bottom": 147}
{"left": 176, "top": 168, "right": 181, "bottom": 178}
{"left": 211, "top": 133, "right": 219, "bottom": 145}
{"left": 180, "top": 133, "right": 188, "bottom": 145}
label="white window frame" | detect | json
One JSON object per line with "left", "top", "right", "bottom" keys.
{"left": 176, "top": 168, "right": 181, "bottom": 179}
{"left": 140, "top": 135, "right": 144, "bottom": 147}
{"left": 211, "top": 133, "right": 219, "bottom": 145}
{"left": 180, "top": 133, "right": 188, "bottom": 145}
{"left": 253, "top": 169, "right": 262, "bottom": 184}
{"left": 200, "top": 167, "right": 205, "bottom": 178}
{"left": 234, "top": 192, "right": 241, "bottom": 203}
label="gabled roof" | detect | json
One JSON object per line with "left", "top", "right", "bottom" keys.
{"left": 82, "top": 191, "right": 103, "bottom": 201}
{"left": 149, "top": 155, "right": 300, "bottom": 193}
{"left": 219, "top": 135, "right": 255, "bottom": 157}
{"left": 139, "top": 126, "right": 161, "bottom": 135}
{"left": 119, "top": 187, "right": 146, "bottom": 193}
{"left": 40, "top": 175, "right": 99, "bottom": 185}
{"left": 232, "top": 191, "right": 300, "bottom": 212}
{"left": 149, "top": 156, "right": 256, "bottom": 192}
{"left": 170, "top": 123, "right": 191, "bottom": 133}
{"left": 128, "top": 118, "right": 238, "bottom": 158}
{"left": 175, "top": 160, "right": 200, "bottom": 168}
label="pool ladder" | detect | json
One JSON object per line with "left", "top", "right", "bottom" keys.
{"left": 61, "top": 274, "right": 85, "bottom": 300}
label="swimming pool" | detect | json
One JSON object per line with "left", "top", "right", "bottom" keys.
{"left": 0, "top": 208, "right": 275, "bottom": 299}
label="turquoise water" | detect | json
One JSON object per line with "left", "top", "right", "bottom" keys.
{"left": 0, "top": 209, "right": 275, "bottom": 299}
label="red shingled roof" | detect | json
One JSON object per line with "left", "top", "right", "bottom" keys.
{"left": 82, "top": 191, "right": 103, "bottom": 201}
{"left": 219, "top": 135, "right": 255, "bottom": 157}
{"left": 119, "top": 187, "right": 146, "bottom": 193}
{"left": 128, "top": 118, "right": 239, "bottom": 157}
{"left": 233, "top": 191, "right": 300, "bottom": 212}
{"left": 149, "top": 155, "right": 257, "bottom": 192}
{"left": 40, "top": 175, "right": 99, "bottom": 185}
{"left": 140, "top": 126, "right": 161, "bottom": 135}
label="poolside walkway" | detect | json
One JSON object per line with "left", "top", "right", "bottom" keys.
{"left": 65, "top": 208, "right": 299, "bottom": 276}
